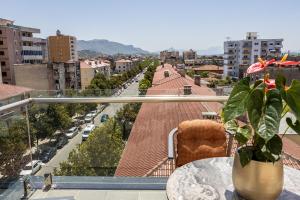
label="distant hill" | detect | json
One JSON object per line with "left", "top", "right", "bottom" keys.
{"left": 78, "top": 50, "right": 103, "bottom": 59}
{"left": 159, "top": 46, "right": 223, "bottom": 56}
{"left": 77, "top": 39, "right": 150, "bottom": 55}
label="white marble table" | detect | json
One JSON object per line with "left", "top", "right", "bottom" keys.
{"left": 166, "top": 157, "right": 300, "bottom": 200}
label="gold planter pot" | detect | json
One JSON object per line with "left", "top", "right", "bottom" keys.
{"left": 232, "top": 153, "right": 283, "bottom": 200}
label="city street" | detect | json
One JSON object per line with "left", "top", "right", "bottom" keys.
{"left": 36, "top": 73, "right": 144, "bottom": 175}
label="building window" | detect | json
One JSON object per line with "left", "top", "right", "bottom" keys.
{"left": 0, "top": 41, "right": 3, "bottom": 45}
{"left": 254, "top": 42, "right": 259, "bottom": 45}
{"left": 1, "top": 61, "right": 5, "bottom": 66}
{"left": 0, "top": 51, "right": 4, "bottom": 55}
{"left": 2, "top": 72, "right": 7, "bottom": 77}
{"left": 0, "top": 30, "right": 2, "bottom": 34}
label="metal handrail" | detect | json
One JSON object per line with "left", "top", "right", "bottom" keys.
{"left": 0, "top": 96, "right": 229, "bottom": 113}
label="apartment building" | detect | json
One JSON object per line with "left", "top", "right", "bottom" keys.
{"left": 80, "top": 59, "right": 111, "bottom": 89}
{"left": 160, "top": 50, "right": 179, "bottom": 65}
{"left": 183, "top": 49, "right": 197, "bottom": 61}
{"left": 48, "top": 30, "right": 78, "bottom": 62}
{"left": 115, "top": 59, "right": 133, "bottom": 73}
{"left": 0, "top": 18, "right": 45, "bottom": 84}
{"left": 185, "top": 56, "right": 224, "bottom": 66}
{"left": 223, "top": 32, "right": 283, "bottom": 78}
{"left": 13, "top": 61, "right": 81, "bottom": 91}
{"left": 14, "top": 63, "right": 52, "bottom": 90}
{"left": 51, "top": 62, "right": 81, "bottom": 90}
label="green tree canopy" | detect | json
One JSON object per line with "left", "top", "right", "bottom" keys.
{"left": 54, "top": 119, "right": 125, "bottom": 176}
{"left": 0, "top": 119, "right": 28, "bottom": 177}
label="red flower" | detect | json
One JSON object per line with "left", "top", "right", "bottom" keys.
{"left": 246, "top": 59, "right": 275, "bottom": 74}
{"left": 264, "top": 78, "right": 276, "bottom": 89}
{"left": 274, "top": 60, "right": 300, "bottom": 66}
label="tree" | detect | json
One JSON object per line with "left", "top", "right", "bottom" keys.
{"left": 29, "top": 105, "right": 54, "bottom": 142}
{"left": 0, "top": 119, "right": 28, "bottom": 177}
{"left": 200, "top": 71, "right": 209, "bottom": 78}
{"left": 139, "top": 79, "right": 151, "bottom": 95}
{"left": 115, "top": 103, "right": 141, "bottom": 140}
{"left": 54, "top": 119, "right": 125, "bottom": 176}
{"left": 47, "top": 104, "right": 72, "bottom": 131}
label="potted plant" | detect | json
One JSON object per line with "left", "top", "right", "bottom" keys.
{"left": 222, "top": 55, "right": 300, "bottom": 200}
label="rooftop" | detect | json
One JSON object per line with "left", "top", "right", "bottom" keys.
{"left": 116, "top": 64, "right": 222, "bottom": 176}
{"left": 116, "top": 59, "right": 132, "bottom": 63}
{"left": 194, "top": 65, "right": 224, "bottom": 71}
{"left": 0, "top": 84, "right": 33, "bottom": 101}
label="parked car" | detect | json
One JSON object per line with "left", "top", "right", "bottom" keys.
{"left": 65, "top": 127, "right": 79, "bottom": 138}
{"left": 56, "top": 135, "right": 68, "bottom": 149}
{"left": 84, "top": 113, "right": 93, "bottom": 123}
{"left": 82, "top": 124, "right": 96, "bottom": 141}
{"left": 40, "top": 147, "right": 57, "bottom": 163}
{"left": 20, "top": 160, "right": 42, "bottom": 176}
{"left": 101, "top": 114, "right": 109, "bottom": 122}
{"left": 90, "top": 110, "right": 97, "bottom": 117}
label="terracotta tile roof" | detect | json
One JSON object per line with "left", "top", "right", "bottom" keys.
{"left": 152, "top": 64, "right": 178, "bottom": 85}
{"left": 115, "top": 65, "right": 222, "bottom": 176}
{"left": 283, "top": 137, "right": 300, "bottom": 160}
{"left": 0, "top": 84, "right": 33, "bottom": 100}
{"left": 80, "top": 61, "right": 91, "bottom": 69}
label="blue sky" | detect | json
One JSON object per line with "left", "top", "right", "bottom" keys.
{"left": 2, "top": 0, "right": 300, "bottom": 52}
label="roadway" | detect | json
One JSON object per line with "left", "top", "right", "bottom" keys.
{"left": 36, "top": 73, "right": 144, "bottom": 175}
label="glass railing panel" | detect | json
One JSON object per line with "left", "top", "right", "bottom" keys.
{"left": 25, "top": 92, "right": 228, "bottom": 178}
{"left": 0, "top": 105, "right": 33, "bottom": 200}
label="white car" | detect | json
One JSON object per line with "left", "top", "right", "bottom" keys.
{"left": 90, "top": 110, "right": 97, "bottom": 117}
{"left": 82, "top": 124, "right": 96, "bottom": 141}
{"left": 20, "top": 160, "right": 42, "bottom": 176}
{"left": 84, "top": 114, "right": 93, "bottom": 123}
{"left": 65, "top": 127, "right": 79, "bottom": 138}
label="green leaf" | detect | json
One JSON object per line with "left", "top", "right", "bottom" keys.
{"left": 257, "top": 89, "right": 283, "bottom": 142}
{"left": 285, "top": 80, "right": 300, "bottom": 121}
{"left": 223, "top": 77, "right": 250, "bottom": 123}
{"left": 247, "top": 83, "right": 265, "bottom": 130}
{"left": 266, "top": 134, "right": 282, "bottom": 155}
{"left": 286, "top": 117, "right": 300, "bottom": 134}
{"left": 235, "top": 126, "right": 252, "bottom": 145}
{"left": 238, "top": 147, "right": 253, "bottom": 167}
{"left": 224, "top": 119, "right": 238, "bottom": 131}
{"left": 252, "top": 79, "right": 263, "bottom": 90}
{"left": 275, "top": 74, "right": 287, "bottom": 100}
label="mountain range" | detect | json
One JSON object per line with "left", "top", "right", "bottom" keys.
{"left": 77, "top": 39, "right": 150, "bottom": 55}
{"left": 162, "top": 47, "right": 223, "bottom": 55}
{"left": 77, "top": 39, "right": 224, "bottom": 56}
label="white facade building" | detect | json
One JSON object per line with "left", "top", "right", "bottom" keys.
{"left": 223, "top": 32, "right": 283, "bottom": 78}
{"left": 115, "top": 59, "right": 133, "bottom": 73}
{"left": 80, "top": 59, "right": 111, "bottom": 89}
{"left": 20, "top": 26, "right": 44, "bottom": 64}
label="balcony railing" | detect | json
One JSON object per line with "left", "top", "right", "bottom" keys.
{"left": 0, "top": 92, "right": 299, "bottom": 199}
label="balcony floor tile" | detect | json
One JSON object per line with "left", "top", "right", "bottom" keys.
{"left": 30, "top": 189, "right": 167, "bottom": 200}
